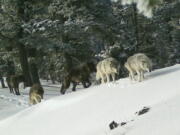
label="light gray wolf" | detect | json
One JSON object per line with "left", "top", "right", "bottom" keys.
{"left": 96, "top": 57, "right": 119, "bottom": 83}
{"left": 124, "top": 53, "right": 152, "bottom": 82}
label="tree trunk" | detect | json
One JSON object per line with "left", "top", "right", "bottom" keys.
{"left": 63, "top": 52, "right": 73, "bottom": 72}
{"left": 132, "top": 4, "right": 140, "bottom": 52}
{"left": 0, "top": 75, "right": 6, "bottom": 88}
{"left": 29, "top": 61, "right": 41, "bottom": 85}
{"left": 18, "top": 43, "right": 32, "bottom": 86}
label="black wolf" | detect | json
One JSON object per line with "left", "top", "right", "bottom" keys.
{"left": 60, "top": 61, "right": 96, "bottom": 94}
{"left": 6, "top": 74, "right": 25, "bottom": 95}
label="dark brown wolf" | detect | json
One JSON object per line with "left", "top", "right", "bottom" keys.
{"left": 6, "top": 74, "right": 25, "bottom": 95}
{"left": 60, "top": 61, "right": 96, "bottom": 94}
{"left": 29, "top": 83, "right": 44, "bottom": 105}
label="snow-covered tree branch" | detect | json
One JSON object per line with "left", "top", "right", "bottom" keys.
{"left": 112, "top": 0, "right": 163, "bottom": 17}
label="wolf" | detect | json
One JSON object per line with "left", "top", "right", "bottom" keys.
{"left": 124, "top": 53, "right": 152, "bottom": 82}
{"left": 29, "top": 83, "right": 44, "bottom": 105}
{"left": 96, "top": 57, "right": 119, "bottom": 83}
{"left": 6, "top": 74, "right": 25, "bottom": 95}
{"left": 60, "top": 61, "right": 96, "bottom": 94}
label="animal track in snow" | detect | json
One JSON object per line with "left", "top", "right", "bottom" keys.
{"left": 0, "top": 94, "right": 29, "bottom": 107}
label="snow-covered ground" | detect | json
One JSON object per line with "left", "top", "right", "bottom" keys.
{"left": 0, "top": 64, "right": 180, "bottom": 135}
{"left": 0, "top": 80, "right": 61, "bottom": 120}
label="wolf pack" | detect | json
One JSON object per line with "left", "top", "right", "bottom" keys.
{"left": 5, "top": 53, "right": 152, "bottom": 105}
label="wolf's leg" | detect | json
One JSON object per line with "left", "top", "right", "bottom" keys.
{"left": 129, "top": 71, "right": 134, "bottom": 81}
{"left": 100, "top": 73, "right": 105, "bottom": 84}
{"left": 31, "top": 98, "right": 37, "bottom": 105}
{"left": 34, "top": 96, "right": 41, "bottom": 104}
{"left": 9, "top": 86, "right": 13, "bottom": 93}
{"left": 82, "top": 82, "right": 86, "bottom": 88}
{"left": 15, "top": 87, "right": 20, "bottom": 95}
{"left": 33, "top": 99, "right": 36, "bottom": 105}
{"left": 106, "top": 74, "right": 110, "bottom": 83}
{"left": 82, "top": 81, "right": 91, "bottom": 88}
{"left": 83, "top": 79, "right": 91, "bottom": 88}
{"left": 12, "top": 87, "right": 16, "bottom": 95}
{"left": 86, "top": 77, "right": 91, "bottom": 87}
{"left": 72, "top": 82, "right": 77, "bottom": 91}
{"left": 15, "top": 83, "right": 20, "bottom": 95}
{"left": 17, "top": 86, "right": 20, "bottom": 95}
{"left": 141, "top": 71, "right": 144, "bottom": 81}
{"left": 136, "top": 70, "right": 141, "bottom": 82}
{"left": 29, "top": 96, "right": 36, "bottom": 105}
{"left": 60, "top": 84, "right": 66, "bottom": 94}
{"left": 87, "top": 82, "right": 91, "bottom": 87}
{"left": 112, "top": 73, "right": 116, "bottom": 82}
{"left": 139, "top": 71, "right": 143, "bottom": 81}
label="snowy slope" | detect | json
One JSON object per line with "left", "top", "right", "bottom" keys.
{"left": 0, "top": 80, "right": 61, "bottom": 120}
{"left": 0, "top": 64, "right": 180, "bottom": 135}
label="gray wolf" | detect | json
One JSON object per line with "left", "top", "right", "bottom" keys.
{"left": 29, "top": 83, "right": 44, "bottom": 105}
{"left": 96, "top": 57, "right": 119, "bottom": 83}
{"left": 124, "top": 53, "right": 152, "bottom": 82}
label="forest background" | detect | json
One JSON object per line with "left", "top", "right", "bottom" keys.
{"left": 0, "top": 0, "right": 179, "bottom": 86}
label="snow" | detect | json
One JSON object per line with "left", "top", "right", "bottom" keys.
{"left": 111, "top": 0, "right": 162, "bottom": 17}
{"left": 0, "top": 64, "right": 180, "bottom": 135}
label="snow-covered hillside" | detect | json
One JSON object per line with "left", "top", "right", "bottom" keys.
{"left": 0, "top": 80, "right": 60, "bottom": 121}
{"left": 0, "top": 65, "right": 180, "bottom": 135}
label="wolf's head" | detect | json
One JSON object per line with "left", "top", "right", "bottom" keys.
{"left": 142, "top": 61, "right": 151, "bottom": 72}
